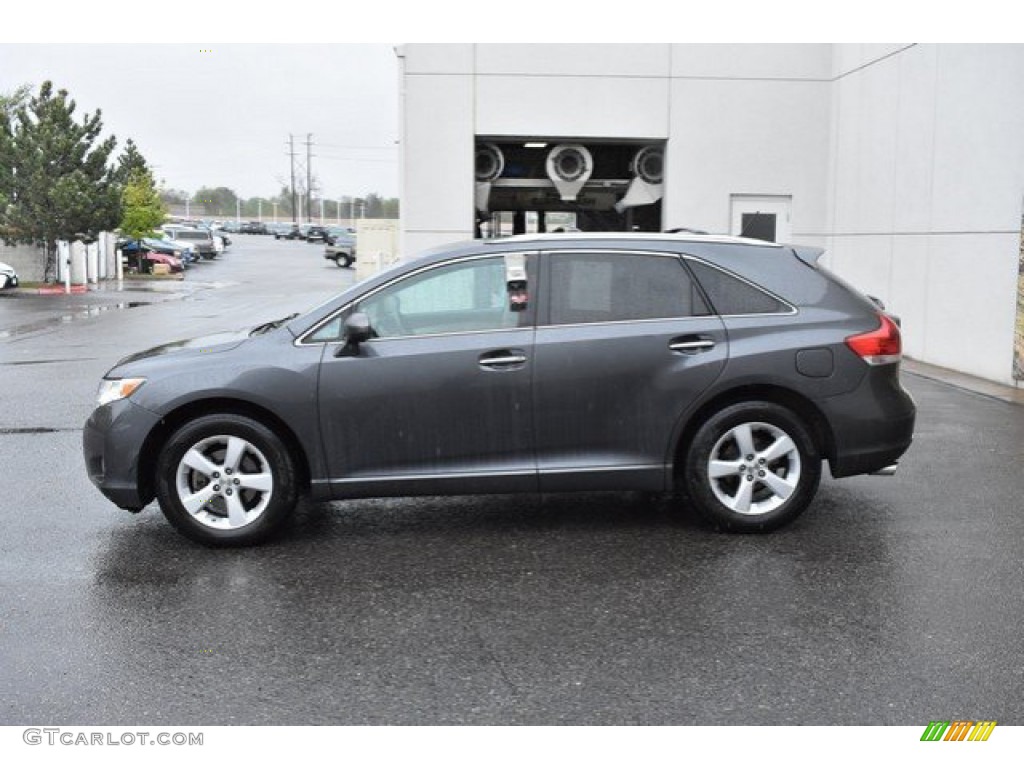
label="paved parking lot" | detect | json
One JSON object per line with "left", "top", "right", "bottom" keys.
{"left": 1, "top": 235, "right": 1022, "bottom": 725}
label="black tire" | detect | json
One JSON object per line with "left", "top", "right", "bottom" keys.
{"left": 154, "top": 414, "right": 298, "bottom": 546}
{"left": 678, "top": 401, "right": 821, "bottom": 532}
{"left": 334, "top": 255, "right": 352, "bottom": 268}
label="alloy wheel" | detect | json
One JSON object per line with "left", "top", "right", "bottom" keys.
{"left": 174, "top": 434, "right": 274, "bottom": 530}
{"left": 706, "top": 421, "right": 802, "bottom": 516}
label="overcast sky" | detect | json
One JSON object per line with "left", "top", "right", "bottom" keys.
{"left": 0, "top": 3, "right": 1004, "bottom": 204}
{"left": 0, "top": 44, "right": 400, "bottom": 201}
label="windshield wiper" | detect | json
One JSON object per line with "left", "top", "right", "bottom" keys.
{"left": 249, "top": 313, "right": 299, "bottom": 336}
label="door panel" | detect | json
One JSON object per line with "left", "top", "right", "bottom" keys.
{"left": 316, "top": 253, "right": 538, "bottom": 497}
{"left": 533, "top": 250, "right": 728, "bottom": 491}
{"left": 318, "top": 330, "right": 536, "bottom": 495}
{"left": 533, "top": 318, "right": 727, "bottom": 490}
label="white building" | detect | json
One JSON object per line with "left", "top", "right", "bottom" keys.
{"left": 397, "top": 43, "right": 1024, "bottom": 386}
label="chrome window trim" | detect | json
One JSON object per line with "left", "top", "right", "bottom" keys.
{"left": 295, "top": 251, "right": 534, "bottom": 346}
{"left": 296, "top": 246, "right": 797, "bottom": 345}
{"left": 328, "top": 325, "right": 531, "bottom": 345}
{"left": 535, "top": 315, "right": 714, "bottom": 331}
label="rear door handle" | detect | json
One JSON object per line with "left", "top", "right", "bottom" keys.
{"left": 669, "top": 336, "right": 716, "bottom": 353}
{"left": 479, "top": 349, "right": 528, "bottom": 369}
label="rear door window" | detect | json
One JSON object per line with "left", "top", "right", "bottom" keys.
{"left": 546, "top": 251, "right": 709, "bottom": 325}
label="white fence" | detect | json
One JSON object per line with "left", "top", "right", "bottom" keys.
{"left": 2, "top": 233, "right": 119, "bottom": 286}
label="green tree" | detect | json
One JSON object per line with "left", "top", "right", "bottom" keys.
{"left": 113, "top": 138, "right": 150, "bottom": 185}
{"left": 120, "top": 169, "right": 166, "bottom": 272}
{"left": 0, "top": 81, "right": 119, "bottom": 281}
{"left": 193, "top": 186, "right": 239, "bottom": 217}
{"left": 159, "top": 187, "right": 188, "bottom": 204}
{"left": 0, "top": 85, "right": 31, "bottom": 233}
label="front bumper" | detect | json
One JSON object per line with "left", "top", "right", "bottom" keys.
{"left": 83, "top": 398, "right": 163, "bottom": 511}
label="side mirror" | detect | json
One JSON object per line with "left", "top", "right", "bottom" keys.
{"left": 343, "top": 312, "right": 372, "bottom": 344}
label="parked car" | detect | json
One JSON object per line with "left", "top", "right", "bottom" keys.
{"left": 305, "top": 225, "right": 329, "bottom": 243}
{"left": 210, "top": 228, "right": 232, "bottom": 249}
{"left": 273, "top": 223, "right": 302, "bottom": 240}
{"left": 0, "top": 261, "right": 19, "bottom": 289}
{"left": 118, "top": 237, "right": 195, "bottom": 267}
{"left": 143, "top": 237, "right": 198, "bottom": 265}
{"left": 144, "top": 251, "right": 184, "bottom": 273}
{"left": 325, "top": 226, "right": 355, "bottom": 245}
{"left": 324, "top": 233, "right": 356, "bottom": 268}
{"left": 162, "top": 226, "right": 218, "bottom": 259}
{"left": 240, "top": 221, "right": 268, "bottom": 235}
{"left": 84, "top": 232, "right": 916, "bottom": 546}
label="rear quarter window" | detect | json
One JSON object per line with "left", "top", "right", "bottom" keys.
{"left": 686, "top": 259, "right": 791, "bottom": 315}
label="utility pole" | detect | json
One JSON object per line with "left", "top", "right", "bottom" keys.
{"left": 305, "top": 133, "right": 313, "bottom": 224}
{"left": 288, "top": 134, "right": 297, "bottom": 224}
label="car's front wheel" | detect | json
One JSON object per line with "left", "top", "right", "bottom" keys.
{"left": 154, "top": 414, "right": 298, "bottom": 546}
{"left": 334, "top": 255, "right": 352, "bottom": 268}
{"left": 679, "top": 402, "right": 821, "bottom": 532}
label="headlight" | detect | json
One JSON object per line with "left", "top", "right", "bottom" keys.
{"left": 97, "top": 377, "right": 146, "bottom": 406}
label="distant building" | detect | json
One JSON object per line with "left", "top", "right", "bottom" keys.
{"left": 396, "top": 43, "right": 1024, "bottom": 386}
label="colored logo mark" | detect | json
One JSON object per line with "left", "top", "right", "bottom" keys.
{"left": 920, "top": 720, "right": 996, "bottom": 742}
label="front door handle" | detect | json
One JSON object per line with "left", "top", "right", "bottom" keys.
{"left": 670, "top": 336, "right": 716, "bottom": 353}
{"left": 479, "top": 349, "right": 528, "bottom": 369}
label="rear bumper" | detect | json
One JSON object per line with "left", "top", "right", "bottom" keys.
{"left": 819, "top": 364, "right": 916, "bottom": 478}
{"left": 83, "top": 399, "right": 162, "bottom": 511}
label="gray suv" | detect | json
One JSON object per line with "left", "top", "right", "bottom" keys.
{"left": 84, "top": 232, "right": 915, "bottom": 545}
{"left": 162, "top": 226, "right": 217, "bottom": 259}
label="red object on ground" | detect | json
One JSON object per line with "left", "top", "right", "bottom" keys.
{"left": 35, "top": 284, "right": 88, "bottom": 295}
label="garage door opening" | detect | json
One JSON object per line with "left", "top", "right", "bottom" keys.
{"left": 474, "top": 139, "right": 665, "bottom": 238}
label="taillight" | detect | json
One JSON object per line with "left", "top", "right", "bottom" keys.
{"left": 846, "top": 314, "right": 902, "bottom": 365}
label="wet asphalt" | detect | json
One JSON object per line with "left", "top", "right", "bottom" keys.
{"left": 1, "top": 235, "right": 1022, "bottom": 725}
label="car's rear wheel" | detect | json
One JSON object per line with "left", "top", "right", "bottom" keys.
{"left": 154, "top": 414, "right": 298, "bottom": 546}
{"left": 679, "top": 402, "right": 820, "bottom": 532}
{"left": 334, "top": 255, "right": 352, "bottom": 268}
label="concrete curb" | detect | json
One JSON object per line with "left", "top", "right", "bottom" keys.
{"left": 903, "top": 358, "right": 1024, "bottom": 406}
{"left": 31, "top": 284, "right": 89, "bottom": 295}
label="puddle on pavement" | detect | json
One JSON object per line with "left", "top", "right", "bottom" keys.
{"left": 0, "top": 302, "right": 152, "bottom": 340}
